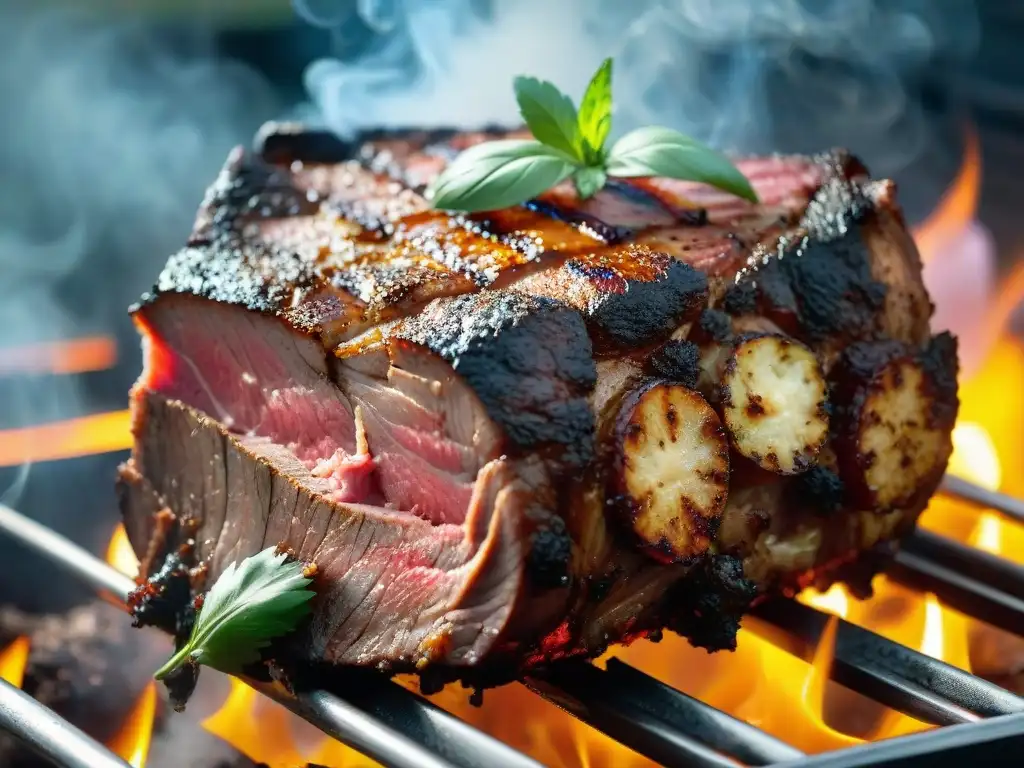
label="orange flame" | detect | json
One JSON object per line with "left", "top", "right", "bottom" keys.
{"left": 106, "top": 523, "right": 140, "bottom": 579}
{"left": 0, "top": 409, "right": 131, "bottom": 467}
{"left": 0, "top": 637, "right": 30, "bottom": 689}
{"left": 729, "top": 619, "right": 864, "bottom": 752}
{"left": 202, "top": 678, "right": 309, "bottom": 767}
{"left": 912, "top": 127, "right": 980, "bottom": 264}
{"left": 108, "top": 681, "right": 157, "bottom": 768}
{"left": 202, "top": 677, "right": 384, "bottom": 768}
{"left": 0, "top": 336, "right": 117, "bottom": 377}
{"left": 981, "top": 260, "right": 1024, "bottom": 350}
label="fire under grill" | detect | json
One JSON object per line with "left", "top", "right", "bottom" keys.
{"left": 0, "top": 476, "right": 1022, "bottom": 768}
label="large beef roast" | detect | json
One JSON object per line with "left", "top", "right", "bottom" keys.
{"left": 118, "top": 123, "right": 958, "bottom": 682}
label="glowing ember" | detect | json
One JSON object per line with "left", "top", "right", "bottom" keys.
{"left": 0, "top": 409, "right": 131, "bottom": 467}
{"left": 0, "top": 336, "right": 117, "bottom": 377}
{"left": 106, "top": 523, "right": 140, "bottom": 579}
{"left": 108, "top": 681, "right": 157, "bottom": 768}
{"left": 0, "top": 637, "right": 30, "bottom": 689}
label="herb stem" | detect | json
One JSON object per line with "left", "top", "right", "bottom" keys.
{"left": 153, "top": 644, "right": 193, "bottom": 681}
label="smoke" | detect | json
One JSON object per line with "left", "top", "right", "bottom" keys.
{"left": 0, "top": 6, "right": 277, "bottom": 433}
{"left": 296, "top": 0, "right": 979, "bottom": 176}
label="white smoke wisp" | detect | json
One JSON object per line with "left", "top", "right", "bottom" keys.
{"left": 296, "top": 0, "right": 979, "bottom": 175}
{"left": 0, "top": 7, "right": 277, "bottom": 503}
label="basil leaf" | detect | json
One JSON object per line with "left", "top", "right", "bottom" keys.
{"left": 578, "top": 57, "right": 613, "bottom": 162}
{"left": 428, "top": 140, "right": 576, "bottom": 213}
{"left": 573, "top": 166, "right": 607, "bottom": 200}
{"left": 154, "top": 547, "right": 314, "bottom": 681}
{"left": 606, "top": 126, "right": 759, "bottom": 203}
{"left": 513, "top": 76, "right": 583, "bottom": 161}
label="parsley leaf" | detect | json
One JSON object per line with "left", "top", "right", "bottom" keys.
{"left": 577, "top": 57, "right": 613, "bottom": 163}
{"left": 513, "top": 76, "right": 583, "bottom": 162}
{"left": 606, "top": 126, "right": 759, "bottom": 203}
{"left": 427, "top": 139, "right": 575, "bottom": 213}
{"left": 153, "top": 547, "right": 315, "bottom": 681}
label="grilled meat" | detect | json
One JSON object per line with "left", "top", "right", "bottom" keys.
{"left": 118, "top": 123, "right": 958, "bottom": 681}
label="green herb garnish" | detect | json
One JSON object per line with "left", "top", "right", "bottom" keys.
{"left": 153, "top": 547, "right": 315, "bottom": 681}
{"left": 427, "top": 57, "right": 758, "bottom": 213}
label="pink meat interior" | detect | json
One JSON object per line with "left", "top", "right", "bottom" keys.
{"left": 134, "top": 300, "right": 490, "bottom": 526}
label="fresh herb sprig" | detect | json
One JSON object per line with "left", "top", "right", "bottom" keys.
{"left": 153, "top": 547, "right": 315, "bottom": 681}
{"left": 427, "top": 58, "right": 758, "bottom": 213}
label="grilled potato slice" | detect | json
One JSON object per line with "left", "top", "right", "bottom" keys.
{"left": 721, "top": 334, "right": 829, "bottom": 474}
{"left": 613, "top": 382, "right": 729, "bottom": 563}
{"left": 833, "top": 337, "right": 958, "bottom": 511}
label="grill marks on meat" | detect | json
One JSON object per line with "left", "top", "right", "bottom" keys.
{"left": 120, "top": 123, "right": 958, "bottom": 680}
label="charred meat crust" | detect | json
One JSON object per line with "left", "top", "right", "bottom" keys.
{"left": 136, "top": 242, "right": 317, "bottom": 317}
{"left": 526, "top": 517, "right": 573, "bottom": 590}
{"left": 121, "top": 501, "right": 201, "bottom": 710}
{"left": 560, "top": 250, "right": 709, "bottom": 352}
{"left": 790, "top": 466, "right": 846, "bottom": 516}
{"left": 695, "top": 308, "right": 734, "bottom": 345}
{"left": 254, "top": 122, "right": 355, "bottom": 166}
{"left": 645, "top": 340, "right": 701, "bottom": 388}
{"left": 665, "top": 555, "right": 758, "bottom": 652}
{"left": 131, "top": 148, "right": 326, "bottom": 316}
{"left": 722, "top": 167, "right": 888, "bottom": 344}
{"left": 394, "top": 291, "right": 598, "bottom": 467}
{"left": 509, "top": 245, "right": 710, "bottom": 354}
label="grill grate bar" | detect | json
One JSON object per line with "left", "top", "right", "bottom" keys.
{"left": 0, "top": 503, "right": 538, "bottom": 768}
{"left": 0, "top": 503, "right": 135, "bottom": 602}
{"left": 525, "top": 668, "right": 740, "bottom": 768}
{"left": 778, "top": 712, "right": 1024, "bottom": 768}
{"left": 294, "top": 668, "right": 544, "bottom": 768}
{"left": 0, "top": 678, "right": 131, "bottom": 768}
{"left": 247, "top": 682, "right": 473, "bottom": 768}
{"left": 891, "top": 531, "right": 1024, "bottom": 637}
{"left": 904, "top": 529, "right": 1024, "bottom": 599}
{"left": 527, "top": 658, "right": 805, "bottom": 766}
{"left": 754, "top": 600, "right": 1024, "bottom": 724}
{"left": 940, "top": 474, "right": 1024, "bottom": 526}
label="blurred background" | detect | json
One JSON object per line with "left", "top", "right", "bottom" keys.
{"left": 0, "top": 0, "right": 1022, "bottom": 613}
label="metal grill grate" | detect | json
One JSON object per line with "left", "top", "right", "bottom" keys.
{"left": 0, "top": 478, "right": 1022, "bottom": 768}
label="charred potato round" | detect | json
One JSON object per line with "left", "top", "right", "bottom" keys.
{"left": 832, "top": 337, "right": 958, "bottom": 511}
{"left": 721, "top": 334, "right": 829, "bottom": 475}
{"left": 613, "top": 382, "right": 729, "bottom": 563}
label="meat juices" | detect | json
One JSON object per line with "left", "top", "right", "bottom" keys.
{"left": 118, "top": 124, "right": 958, "bottom": 683}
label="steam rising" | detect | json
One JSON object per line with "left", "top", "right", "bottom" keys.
{"left": 0, "top": 8, "right": 275, "bottom": 503}
{"left": 296, "top": 0, "right": 979, "bottom": 175}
